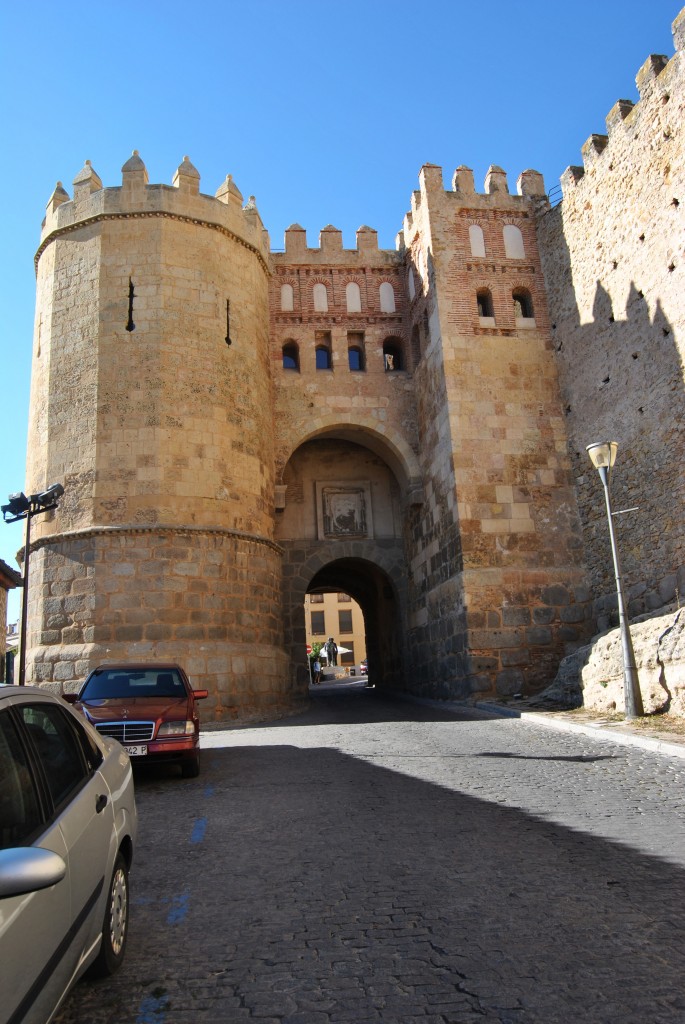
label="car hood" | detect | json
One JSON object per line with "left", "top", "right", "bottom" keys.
{"left": 78, "top": 696, "right": 191, "bottom": 722}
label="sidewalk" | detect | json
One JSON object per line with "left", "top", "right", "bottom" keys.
{"left": 464, "top": 696, "right": 685, "bottom": 760}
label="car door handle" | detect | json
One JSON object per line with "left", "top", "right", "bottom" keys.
{"left": 95, "top": 794, "right": 109, "bottom": 814}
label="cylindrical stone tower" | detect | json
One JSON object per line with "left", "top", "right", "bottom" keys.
{"left": 26, "top": 152, "right": 294, "bottom": 720}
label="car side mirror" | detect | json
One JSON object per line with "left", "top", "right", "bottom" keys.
{"left": 62, "top": 692, "right": 79, "bottom": 704}
{"left": 193, "top": 689, "right": 209, "bottom": 700}
{"left": 0, "top": 848, "right": 67, "bottom": 899}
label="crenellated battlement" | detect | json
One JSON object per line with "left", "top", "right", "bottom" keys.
{"left": 559, "top": 8, "right": 684, "bottom": 198}
{"left": 38, "top": 151, "right": 271, "bottom": 270}
{"left": 275, "top": 222, "right": 401, "bottom": 266}
{"left": 22, "top": 5, "right": 684, "bottom": 713}
{"left": 399, "top": 162, "right": 547, "bottom": 244}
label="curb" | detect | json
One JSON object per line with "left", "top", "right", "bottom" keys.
{"left": 391, "top": 692, "right": 685, "bottom": 761}
{"left": 473, "top": 700, "right": 685, "bottom": 760}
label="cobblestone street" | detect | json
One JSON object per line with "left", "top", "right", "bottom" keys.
{"left": 55, "top": 687, "right": 685, "bottom": 1024}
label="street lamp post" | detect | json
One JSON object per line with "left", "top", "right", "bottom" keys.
{"left": 1, "top": 484, "right": 65, "bottom": 686}
{"left": 585, "top": 443, "right": 643, "bottom": 719}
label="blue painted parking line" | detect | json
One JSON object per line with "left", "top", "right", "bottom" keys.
{"left": 166, "top": 891, "right": 189, "bottom": 924}
{"left": 136, "top": 994, "right": 168, "bottom": 1022}
{"left": 190, "top": 817, "right": 207, "bottom": 843}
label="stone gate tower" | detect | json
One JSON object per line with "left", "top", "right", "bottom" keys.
{"left": 22, "top": 7, "right": 684, "bottom": 720}
{"left": 27, "top": 154, "right": 292, "bottom": 718}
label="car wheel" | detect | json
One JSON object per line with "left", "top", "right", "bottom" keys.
{"left": 181, "top": 751, "right": 200, "bottom": 778}
{"left": 88, "top": 853, "right": 129, "bottom": 978}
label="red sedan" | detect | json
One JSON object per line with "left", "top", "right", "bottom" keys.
{"left": 65, "top": 663, "right": 208, "bottom": 778}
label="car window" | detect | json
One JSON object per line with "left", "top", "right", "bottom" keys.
{"left": 73, "top": 714, "right": 104, "bottom": 771}
{"left": 0, "top": 708, "right": 43, "bottom": 849}
{"left": 19, "top": 703, "right": 91, "bottom": 811}
{"left": 82, "top": 669, "right": 186, "bottom": 699}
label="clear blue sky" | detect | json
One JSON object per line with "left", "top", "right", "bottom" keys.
{"left": 1, "top": 0, "right": 681, "bottom": 620}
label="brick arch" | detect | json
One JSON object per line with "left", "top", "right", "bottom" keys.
{"left": 340, "top": 274, "right": 364, "bottom": 288}
{"left": 278, "top": 414, "right": 423, "bottom": 501}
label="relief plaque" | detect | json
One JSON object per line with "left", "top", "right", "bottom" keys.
{"left": 316, "top": 481, "right": 373, "bottom": 540}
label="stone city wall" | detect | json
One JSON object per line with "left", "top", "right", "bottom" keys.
{"left": 537, "top": 10, "right": 685, "bottom": 627}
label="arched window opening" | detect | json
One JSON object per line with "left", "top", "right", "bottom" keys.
{"left": 280, "top": 283, "right": 294, "bottom": 311}
{"left": 346, "top": 282, "right": 362, "bottom": 313}
{"left": 313, "top": 282, "right": 328, "bottom": 312}
{"left": 383, "top": 338, "right": 403, "bottom": 371}
{"left": 282, "top": 342, "right": 299, "bottom": 370}
{"left": 315, "top": 330, "right": 332, "bottom": 370}
{"left": 503, "top": 225, "right": 525, "bottom": 259}
{"left": 513, "top": 288, "right": 534, "bottom": 319}
{"left": 348, "top": 331, "right": 365, "bottom": 371}
{"left": 477, "top": 289, "right": 494, "bottom": 319}
{"left": 469, "top": 224, "right": 485, "bottom": 258}
{"left": 379, "top": 282, "right": 396, "bottom": 313}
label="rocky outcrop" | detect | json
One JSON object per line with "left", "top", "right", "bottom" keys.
{"left": 541, "top": 607, "right": 685, "bottom": 716}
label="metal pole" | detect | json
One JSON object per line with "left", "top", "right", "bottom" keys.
{"left": 18, "top": 511, "right": 31, "bottom": 686}
{"left": 598, "top": 466, "right": 643, "bottom": 718}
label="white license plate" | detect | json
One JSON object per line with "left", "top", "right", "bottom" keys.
{"left": 125, "top": 744, "right": 148, "bottom": 757}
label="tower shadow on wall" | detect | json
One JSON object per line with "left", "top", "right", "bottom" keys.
{"left": 553, "top": 273, "right": 682, "bottom": 626}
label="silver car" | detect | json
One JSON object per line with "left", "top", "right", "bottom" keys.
{"left": 0, "top": 685, "right": 137, "bottom": 1024}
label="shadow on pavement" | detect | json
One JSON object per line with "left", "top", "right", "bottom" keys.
{"left": 55, "top": 732, "right": 685, "bottom": 1024}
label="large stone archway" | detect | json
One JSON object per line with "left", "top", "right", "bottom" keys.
{"left": 283, "top": 543, "right": 407, "bottom": 692}
{"left": 276, "top": 428, "right": 412, "bottom": 693}
{"left": 276, "top": 416, "right": 424, "bottom": 507}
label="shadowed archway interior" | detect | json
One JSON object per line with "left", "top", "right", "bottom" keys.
{"left": 308, "top": 558, "right": 402, "bottom": 692}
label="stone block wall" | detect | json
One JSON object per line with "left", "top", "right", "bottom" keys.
{"left": 25, "top": 156, "right": 287, "bottom": 706}
{"left": 537, "top": 11, "right": 685, "bottom": 625}
{"left": 400, "top": 163, "right": 592, "bottom": 697}
{"left": 27, "top": 527, "right": 294, "bottom": 720}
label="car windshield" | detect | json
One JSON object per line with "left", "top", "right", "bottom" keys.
{"left": 81, "top": 670, "right": 187, "bottom": 700}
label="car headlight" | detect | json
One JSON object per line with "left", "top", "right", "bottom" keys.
{"left": 157, "top": 721, "right": 195, "bottom": 737}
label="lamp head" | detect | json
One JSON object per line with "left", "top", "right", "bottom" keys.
{"left": 586, "top": 442, "right": 618, "bottom": 472}
{"left": 33, "top": 483, "right": 65, "bottom": 507}
{"left": 2, "top": 492, "right": 31, "bottom": 520}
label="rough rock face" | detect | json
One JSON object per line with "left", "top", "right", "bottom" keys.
{"left": 542, "top": 607, "right": 685, "bottom": 716}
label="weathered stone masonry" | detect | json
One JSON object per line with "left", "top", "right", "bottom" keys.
{"left": 536, "top": 8, "right": 685, "bottom": 629}
{"left": 20, "top": 10, "right": 684, "bottom": 718}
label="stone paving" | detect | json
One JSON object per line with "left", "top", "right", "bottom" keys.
{"left": 55, "top": 686, "right": 685, "bottom": 1024}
